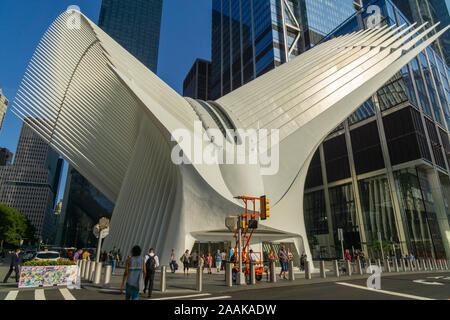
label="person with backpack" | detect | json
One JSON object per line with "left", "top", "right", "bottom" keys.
{"left": 143, "top": 248, "right": 159, "bottom": 298}
{"left": 181, "top": 250, "right": 192, "bottom": 275}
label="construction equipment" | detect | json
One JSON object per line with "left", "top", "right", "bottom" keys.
{"left": 228, "top": 196, "right": 270, "bottom": 282}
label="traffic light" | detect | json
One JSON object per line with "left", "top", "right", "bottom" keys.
{"left": 260, "top": 195, "right": 270, "bottom": 220}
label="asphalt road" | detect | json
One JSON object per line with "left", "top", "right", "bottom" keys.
{"left": 0, "top": 272, "right": 448, "bottom": 300}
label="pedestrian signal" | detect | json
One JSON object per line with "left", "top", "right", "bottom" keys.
{"left": 260, "top": 195, "right": 270, "bottom": 220}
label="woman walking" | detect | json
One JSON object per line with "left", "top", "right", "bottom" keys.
{"left": 181, "top": 249, "right": 191, "bottom": 276}
{"left": 215, "top": 250, "right": 222, "bottom": 272}
{"left": 206, "top": 252, "right": 213, "bottom": 274}
{"left": 120, "top": 245, "right": 146, "bottom": 301}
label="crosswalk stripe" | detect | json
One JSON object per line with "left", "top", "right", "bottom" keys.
{"left": 150, "top": 293, "right": 211, "bottom": 300}
{"left": 194, "top": 295, "right": 232, "bottom": 300}
{"left": 59, "top": 288, "right": 76, "bottom": 300}
{"left": 4, "top": 291, "right": 18, "bottom": 300}
{"left": 35, "top": 289, "right": 46, "bottom": 300}
{"left": 336, "top": 282, "right": 434, "bottom": 300}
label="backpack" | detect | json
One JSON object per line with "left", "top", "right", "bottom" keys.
{"left": 146, "top": 255, "right": 157, "bottom": 271}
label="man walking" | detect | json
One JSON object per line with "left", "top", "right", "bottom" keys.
{"left": 144, "top": 248, "right": 159, "bottom": 298}
{"left": 169, "top": 248, "right": 177, "bottom": 273}
{"left": 73, "top": 249, "right": 83, "bottom": 262}
{"left": 110, "top": 246, "right": 120, "bottom": 275}
{"left": 278, "top": 245, "right": 288, "bottom": 280}
{"left": 3, "top": 248, "right": 21, "bottom": 283}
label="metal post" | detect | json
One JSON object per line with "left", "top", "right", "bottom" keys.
{"left": 288, "top": 260, "right": 295, "bottom": 281}
{"left": 334, "top": 260, "right": 340, "bottom": 277}
{"left": 320, "top": 260, "right": 326, "bottom": 278}
{"left": 384, "top": 259, "right": 391, "bottom": 272}
{"left": 236, "top": 218, "right": 246, "bottom": 285}
{"left": 270, "top": 261, "right": 276, "bottom": 283}
{"left": 394, "top": 258, "right": 399, "bottom": 272}
{"left": 89, "top": 261, "right": 96, "bottom": 282}
{"left": 83, "top": 260, "right": 91, "bottom": 280}
{"left": 250, "top": 263, "right": 256, "bottom": 284}
{"left": 305, "top": 260, "right": 312, "bottom": 279}
{"left": 160, "top": 266, "right": 166, "bottom": 293}
{"left": 196, "top": 266, "right": 202, "bottom": 292}
{"left": 357, "top": 259, "right": 363, "bottom": 275}
{"left": 225, "top": 262, "right": 232, "bottom": 287}
{"left": 93, "top": 262, "right": 102, "bottom": 284}
{"left": 96, "top": 235, "right": 102, "bottom": 263}
{"left": 103, "top": 265, "right": 112, "bottom": 288}
{"left": 346, "top": 260, "right": 352, "bottom": 276}
{"left": 400, "top": 258, "right": 406, "bottom": 272}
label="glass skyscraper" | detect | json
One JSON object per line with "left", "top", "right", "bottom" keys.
{"left": 98, "top": 0, "right": 163, "bottom": 72}
{"left": 210, "top": 0, "right": 356, "bottom": 99}
{"left": 209, "top": 0, "right": 450, "bottom": 260}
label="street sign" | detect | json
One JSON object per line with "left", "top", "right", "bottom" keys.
{"left": 93, "top": 224, "right": 110, "bottom": 239}
{"left": 337, "top": 228, "right": 343, "bottom": 241}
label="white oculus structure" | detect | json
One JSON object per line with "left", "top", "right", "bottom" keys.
{"left": 11, "top": 10, "right": 449, "bottom": 266}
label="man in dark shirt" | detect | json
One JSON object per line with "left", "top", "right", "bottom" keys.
{"left": 3, "top": 248, "right": 22, "bottom": 283}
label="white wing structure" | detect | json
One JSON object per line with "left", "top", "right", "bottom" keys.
{"left": 11, "top": 10, "right": 449, "bottom": 265}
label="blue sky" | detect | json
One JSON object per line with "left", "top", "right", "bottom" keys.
{"left": 0, "top": 0, "right": 212, "bottom": 201}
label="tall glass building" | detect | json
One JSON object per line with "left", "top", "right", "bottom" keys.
{"left": 98, "top": 0, "right": 163, "bottom": 72}
{"left": 209, "top": 0, "right": 450, "bottom": 260}
{"left": 210, "top": 0, "right": 356, "bottom": 99}
{"left": 304, "top": 0, "right": 450, "bottom": 260}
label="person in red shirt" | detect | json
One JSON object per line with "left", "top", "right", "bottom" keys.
{"left": 345, "top": 249, "right": 352, "bottom": 262}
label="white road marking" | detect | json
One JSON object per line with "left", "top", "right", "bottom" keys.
{"left": 194, "top": 295, "right": 232, "bottom": 300}
{"left": 413, "top": 280, "right": 444, "bottom": 286}
{"left": 336, "top": 282, "right": 435, "bottom": 300}
{"left": 59, "top": 288, "right": 76, "bottom": 300}
{"left": 35, "top": 289, "right": 46, "bottom": 300}
{"left": 4, "top": 290, "right": 18, "bottom": 300}
{"left": 150, "top": 293, "right": 211, "bottom": 300}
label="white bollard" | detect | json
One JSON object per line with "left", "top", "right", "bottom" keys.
{"left": 334, "top": 260, "right": 340, "bottom": 277}
{"left": 320, "top": 260, "right": 326, "bottom": 278}
{"left": 445, "top": 259, "right": 449, "bottom": 270}
{"left": 93, "top": 262, "right": 102, "bottom": 284}
{"left": 196, "top": 266, "right": 202, "bottom": 292}
{"left": 357, "top": 259, "right": 363, "bottom": 275}
{"left": 428, "top": 259, "right": 433, "bottom": 271}
{"left": 421, "top": 259, "right": 427, "bottom": 271}
{"left": 250, "top": 263, "right": 256, "bottom": 284}
{"left": 83, "top": 260, "right": 91, "bottom": 280}
{"left": 393, "top": 258, "right": 399, "bottom": 272}
{"left": 80, "top": 260, "right": 86, "bottom": 279}
{"left": 384, "top": 259, "right": 391, "bottom": 272}
{"left": 376, "top": 259, "right": 382, "bottom": 272}
{"left": 225, "top": 262, "right": 232, "bottom": 287}
{"left": 305, "top": 260, "right": 312, "bottom": 279}
{"left": 432, "top": 259, "right": 438, "bottom": 270}
{"left": 346, "top": 260, "right": 352, "bottom": 276}
{"left": 438, "top": 260, "right": 443, "bottom": 270}
{"left": 160, "top": 266, "right": 166, "bottom": 292}
{"left": 103, "top": 265, "right": 112, "bottom": 288}
{"left": 288, "top": 260, "right": 295, "bottom": 281}
{"left": 400, "top": 258, "right": 406, "bottom": 272}
{"left": 89, "top": 261, "right": 96, "bottom": 282}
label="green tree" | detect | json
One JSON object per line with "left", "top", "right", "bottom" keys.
{"left": 0, "top": 203, "right": 36, "bottom": 247}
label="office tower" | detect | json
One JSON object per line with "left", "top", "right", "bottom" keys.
{"left": 0, "top": 86, "right": 8, "bottom": 133}
{"left": 183, "top": 59, "right": 212, "bottom": 100}
{"left": 0, "top": 148, "right": 13, "bottom": 166}
{"left": 0, "top": 122, "right": 62, "bottom": 242}
{"left": 210, "top": 0, "right": 356, "bottom": 99}
{"left": 56, "top": 166, "right": 114, "bottom": 248}
{"left": 210, "top": 0, "right": 450, "bottom": 259}
{"left": 98, "top": 0, "right": 163, "bottom": 72}
{"left": 391, "top": 0, "right": 450, "bottom": 65}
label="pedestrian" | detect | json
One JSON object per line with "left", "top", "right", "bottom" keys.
{"left": 228, "top": 247, "right": 234, "bottom": 263}
{"left": 345, "top": 249, "right": 352, "bottom": 262}
{"left": 278, "top": 245, "right": 288, "bottom": 279}
{"left": 120, "top": 245, "right": 145, "bottom": 301}
{"left": 110, "top": 246, "right": 120, "bottom": 275}
{"left": 3, "top": 248, "right": 22, "bottom": 283}
{"left": 206, "top": 252, "right": 213, "bottom": 274}
{"left": 300, "top": 250, "right": 307, "bottom": 271}
{"left": 215, "top": 250, "right": 222, "bottom": 272}
{"left": 73, "top": 249, "right": 83, "bottom": 262}
{"left": 144, "top": 248, "right": 159, "bottom": 298}
{"left": 221, "top": 251, "right": 226, "bottom": 270}
{"left": 360, "top": 251, "right": 366, "bottom": 269}
{"left": 181, "top": 249, "right": 192, "bottom": 275}
{"left": 68, "top": 250, "right": 73, "bottom": 260}
{"left": 169, "top": 248, "right": 177, "bottom": 273}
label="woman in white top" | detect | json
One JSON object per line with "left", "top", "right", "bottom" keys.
{"left": 120, "top": 245, "right": 146, "bottom": 300}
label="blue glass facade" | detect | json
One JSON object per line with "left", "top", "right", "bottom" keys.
{"left": 98, "top": 0, "right": 163, "bottom": 73}
{"left": 210, "top": 0, "right": 355, "bottom": 100}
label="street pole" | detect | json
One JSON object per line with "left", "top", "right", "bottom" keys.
{"left": 236, "top": 216, "right": 246, "bottom": 285}
{"left": 96, "top": 233, "right": 102, "bottom": 263}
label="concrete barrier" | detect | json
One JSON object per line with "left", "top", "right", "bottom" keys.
{"left": 196, "top": 266, "right": 202, "bottom": 292}
{"left": 288, "top": 260, "right": 295, "bottom": 281}
{"left": 270, "top": 261, "right": 276, "bottom": 283}
{"left": 250, "top": 263, "right": 256, "bottom": 284}
{"left": 160, "top": 266, "right": 166, "bottom": 292}
{"left": 103, "top": 265, "right": 112, "bottom": 288}
{"left": 93, "top": 262, "right": 102, "bottom": 284}
{"left": 333, "top": 260, "right": 339, "bottom": 278}
{"left": 225, "top": 262, "right": 232, "bottom": 287}
{"left": 320, "top": 260, "right": 326, "bottom": 278}
{"left": 305, "top": 260, "right": 312, "bottom": 279}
